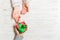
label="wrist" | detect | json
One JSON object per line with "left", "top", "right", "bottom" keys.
{"left": 14, "top": 6, "right": 22, "bottom": 11}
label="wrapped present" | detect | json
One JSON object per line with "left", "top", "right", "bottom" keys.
{"left": 15, "top": 22, "right": 27, "bottom": 33}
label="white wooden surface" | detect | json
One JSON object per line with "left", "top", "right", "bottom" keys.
{"left": 0, "top": 0, "right": 60, "bottom": 40}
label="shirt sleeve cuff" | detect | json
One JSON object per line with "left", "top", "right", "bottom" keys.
{"left": 11, "top": 0, "right": 22, "bottom": 9}
{"left": 15, "top": 35, "right": 23, "bottom": 40}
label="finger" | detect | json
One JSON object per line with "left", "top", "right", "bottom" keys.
{"left": 23, "top": 1, "right": 29, "bottom": 12}
{"left": 21, "top": 9, "right": 27, "bottom": 14}
{"left": 14, "top": 16, "right": 20, "bottom": 23}
{"left": 14, "top": 24, "right": 24, "bottom": 36}
{"left": 16, "top": 16, "right": 20, "bottom": 23}
{"left": 14, "top": 26, "right": 20, "bottom": 35}
{"left": 24, "top": 4, "right": 28, "bottom": 12}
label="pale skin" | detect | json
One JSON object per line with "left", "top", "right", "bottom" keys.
{"left": 12, "top": 1, "right": 29, "bottom": 36}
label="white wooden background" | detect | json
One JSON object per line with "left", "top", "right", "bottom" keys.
{"left": 0, "top": 0, "right": 60, "bottom": 40}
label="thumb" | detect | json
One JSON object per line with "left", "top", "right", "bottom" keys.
{"left": 14, "top": 16, "right": 20, "bottom": 23}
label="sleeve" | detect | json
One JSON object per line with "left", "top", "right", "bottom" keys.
{"left": 22, "top": 0, "right": 30, "bottom": 3}
{"left": 11, "top": 0, "right": 22, "bottom": 9}
{"left": 15, "top": 35, "right": 23, "bottom": 40}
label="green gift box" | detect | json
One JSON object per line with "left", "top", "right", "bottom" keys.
{"left": 16, "top": 22, "right": 27, "bottom": 33}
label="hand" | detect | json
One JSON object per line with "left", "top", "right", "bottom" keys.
{"left": 14, "top": 25, "right": 23, "bottom": 36}
{"left": 12, "top": 7, "right": 21, "bottom": 23}
{"left": 12, "top": 8, "right": 24, "bottom": 36}
{"left": 21, "top": 1, "right": 29, "bottom": 14}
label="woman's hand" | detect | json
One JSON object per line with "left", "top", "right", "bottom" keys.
{"left": 12, "top": 7, "right": 21, "bottom": 23}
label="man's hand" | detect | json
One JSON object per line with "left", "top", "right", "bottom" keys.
{"left": 14, "top": 24, "right": 23, "bottom": 36}
{"left": 21, "top": 1, "right": 29, "bottom": 14}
